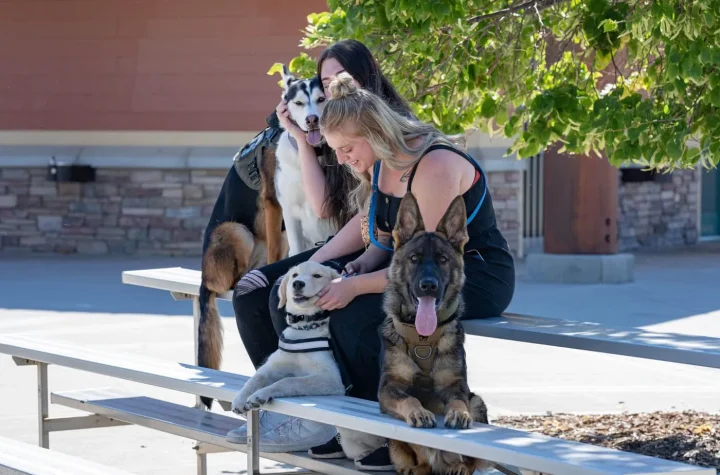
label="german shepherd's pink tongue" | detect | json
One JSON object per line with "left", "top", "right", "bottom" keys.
{"left": 306, "top": 130, "right": 322, "bottom": 146}
{"left": 416, "top": 297, "right": 437, "bottom": 336}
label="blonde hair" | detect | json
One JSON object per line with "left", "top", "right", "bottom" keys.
{"left": 320, "top": 72, "right": 456, "bottom": 212}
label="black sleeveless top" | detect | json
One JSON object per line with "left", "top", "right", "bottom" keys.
{"left": 372, "top": 144, "right": 510, "bottom": 259}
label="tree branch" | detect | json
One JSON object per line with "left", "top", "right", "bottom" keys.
{"left": 467, "top": 0, "right": 570, "bottom": 24}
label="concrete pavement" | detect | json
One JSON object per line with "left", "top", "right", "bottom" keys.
{"left": 1, "top": 249, "right": 719, "bottom": 474}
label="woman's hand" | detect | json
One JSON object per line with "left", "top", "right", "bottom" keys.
{"left": 276, "top": 99, "right": 305, "bottom": 142}
{"left": 316, "top": 277, "right": 358, "bottom": 311}
{"left": 344, "top": 247, "right": 390, "bottom": 276}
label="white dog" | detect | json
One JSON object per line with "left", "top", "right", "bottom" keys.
{"left": 231, "top": 261, "right": 344, "bottom": 414}
{"left": 274, "top": 66, "right": 338, "bottom": 256}
{"left": 230, "top": 261, "right": 385, "bottom": 463}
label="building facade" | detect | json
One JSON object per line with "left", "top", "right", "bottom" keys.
{"left": 1, "top": 1, "right": 715, "bottom": 258}
{"left": 0, "top": 0, "right": 525, "bottom": 257}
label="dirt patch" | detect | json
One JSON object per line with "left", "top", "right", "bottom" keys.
{"left": 495, "top": 411, "right": 720, "bottom": 472}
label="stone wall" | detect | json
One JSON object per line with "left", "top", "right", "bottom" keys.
{"left": 0, "top": 167, "right": 524, "bottom": 258}
{"left": 617, "top": 168, "right": 699, "bottom": 251}
{"left": 0, "top": 167, "right": 226, "bottom": 256}
{"left": 488, "top": 170, "right": 522, "bottom": 258}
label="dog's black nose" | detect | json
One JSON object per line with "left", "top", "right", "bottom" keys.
{"left": 306, "top": 115, "right": 319, "bottom": 127}
{"left": 292, "top": 280, "right": 305, "bottom": 290}
{"left": 419, "top": 277, "right": 438, "bottom": 293}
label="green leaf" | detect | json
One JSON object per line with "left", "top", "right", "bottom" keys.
{"left": 600, "top": 19, "right": 619, "bottom": 32}
{"left": 431, "top": 109, "right": 442, "bottom": 126}
{"left": 480, "top": 95, "right": 498, "bottom": 119}
{"left": 266, "top": 63, "right": 284, "bottom": 76}
{"left": 666, "top": 139, "right": 683, "bottom": 161}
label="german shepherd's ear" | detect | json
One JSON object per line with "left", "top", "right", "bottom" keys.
{"left": 281, "top": 65, "right": 297, "bottom": 91}
{"left": 277, "top": 270, "right": 293, "bottom": 309}
{"left": 436, "top": 195, "right": 469, "bottom": 253}
{"left": 393, "top": 192, "right": 426, "bottom": 249}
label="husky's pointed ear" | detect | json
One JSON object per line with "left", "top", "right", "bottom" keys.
{"left": 277, "top": 270, "right": 293, "bottom": 309}
{"left": 393, "top": 192, "right": 425, "bottom": 250}
{"left": 281, "top": 65, "right": 297, "bottom": 91}
{"left": 436, "top": 195, "right": 469, "bottom": 253}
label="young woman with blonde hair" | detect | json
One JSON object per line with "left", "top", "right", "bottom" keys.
{"left": 231, "top": 67, "right": 515, "bottom": 469}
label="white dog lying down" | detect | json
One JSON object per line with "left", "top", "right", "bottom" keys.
{"left": 230, "top": 261, "right": 385, "bottom": 463}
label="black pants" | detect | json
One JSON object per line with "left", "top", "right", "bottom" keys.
{"left": 232, "top": 246, "right": 515, "bottom": 403}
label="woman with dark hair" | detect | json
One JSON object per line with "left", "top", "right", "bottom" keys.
{"left": 225, "top": 40, "right": 421, "bottom": 469}
{"left": 316, "top": 39, "right": 412, "bottom": 116}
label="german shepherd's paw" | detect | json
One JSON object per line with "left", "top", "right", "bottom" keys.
{"left": 405, "top": 407, "right": 436, "bottom": 428}
{"left": 444, "top": 462, "right": 473, "bottom": 475}
{"left": 444, "top": 409, "right": 472, "bottom": 429}
{"left": 397, "top": 464, "right": 431, "bottom": 475}
{"left": 245, "top": 389, "right": 274, "bottom": 410}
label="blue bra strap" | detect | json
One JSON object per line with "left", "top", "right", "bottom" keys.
{"left": 368, "top": 161, "right": 395, "bottom": 252}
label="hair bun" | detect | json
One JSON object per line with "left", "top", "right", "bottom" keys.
{"left": 327, "top": 72, "right": 358, "bottom": 100}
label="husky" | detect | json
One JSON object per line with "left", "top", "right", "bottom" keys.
{"left": 275, "top": 66, "right": 339, "bottom": 256}
{"left": 197, "top": 118, "right": 287, "bottom": 410}
{"left": 378, "top": 192, "right": 492, "bottom": 475}
{"left": 198, "top": 67, "right": 358, "bottom": 410}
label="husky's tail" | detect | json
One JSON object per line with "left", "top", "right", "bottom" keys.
{"left": 198, "top": 283, "right": 223, "bottom": 409}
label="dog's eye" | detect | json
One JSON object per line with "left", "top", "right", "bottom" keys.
{"left": 312, "top": 274, "right": 322, "bottom": 279}
{"left": 294, "top": 101, "right": 303, "bottom": 106}
{"left": 292, "top": 273, "right": 298, "bottom": 278}
{"left": 439, "top": 255, "right": 448, "bottom": 263}
{"left": 317, "top": 97, "right": 326, "bottom": 103}
{"left": 410, "top": 254, "right": 418, "bottom": 263}
{"left": 299, "top": 315, "right": 305, "bottom": 320}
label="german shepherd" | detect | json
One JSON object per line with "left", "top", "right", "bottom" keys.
{"left": 378, "top": 192, "right": 491, "bottom": 475}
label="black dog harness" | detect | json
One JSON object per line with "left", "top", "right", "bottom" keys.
{"left": 232, "top": 112, "right": 283, "bottom": 191}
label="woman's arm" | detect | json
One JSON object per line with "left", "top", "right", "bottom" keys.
{"left": 297, "top": 140, "right": 330, "bottom": 218}
{"left": 309, "top": 213, "right": 365, "bottom": 263}
{"left": 348, "top": 268, "right": 388, "bottom": 295}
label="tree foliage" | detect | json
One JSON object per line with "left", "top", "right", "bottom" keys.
{"left": 283, "top": 0, "right": 720, "bottom": 170}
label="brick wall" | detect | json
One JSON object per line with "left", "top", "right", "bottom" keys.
{"left": 0, "top": 167, "right": 524, "bottom": 257}
{"left": 0, "top": 0, "right": 326, "bottom": 132}
{"left": 0, "top": 167, "right": 226, "bottom": 256}
{"left": 488, "top": 171, "right": 522, "bottom": 258}
{"left": 617, "top": 168, "right": 699, "bottom": 251}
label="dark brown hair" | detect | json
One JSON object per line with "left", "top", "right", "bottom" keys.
{"left": 317, "top": 39, "right": 413, "bottom": 118}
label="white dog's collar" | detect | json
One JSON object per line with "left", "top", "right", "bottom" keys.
{"left": 278, "top": 334, "right": 331, "bottom": 353}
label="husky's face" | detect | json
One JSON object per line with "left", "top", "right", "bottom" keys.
{"left": 281, "top": 66, "right": 326, "bottom": 147}
{"left": 277, "top": 261, "right": 340, "bottom": 321}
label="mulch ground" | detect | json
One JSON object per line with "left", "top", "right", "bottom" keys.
{"left": 494, "top": 411, "right": 720, "bottom": 473}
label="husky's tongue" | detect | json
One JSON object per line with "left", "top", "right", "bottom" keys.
{"left": 306, "top": 130, "right": 322, "bottom": 146}
{"left": 415, "top": 297, "right": 437, "bottom": 336}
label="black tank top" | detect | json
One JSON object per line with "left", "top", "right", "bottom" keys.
{"left": 372, "top": 144, "right": 509, "bottom": 257}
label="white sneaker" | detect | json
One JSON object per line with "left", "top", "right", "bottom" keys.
{"left": 225, "top": 411, "right": 336, "bottom": 453}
